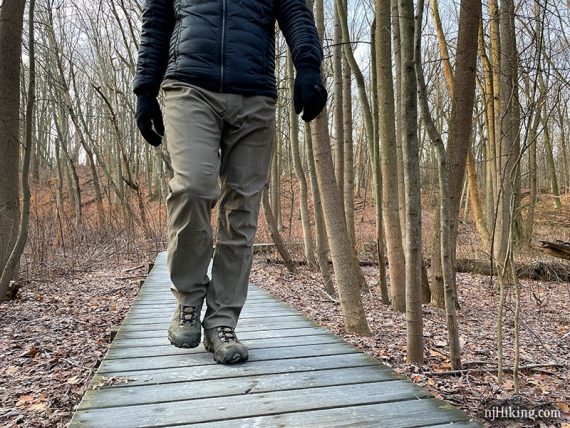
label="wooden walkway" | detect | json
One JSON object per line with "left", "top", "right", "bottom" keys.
{"left": 70, "top": 252, "right": 481, "bottom": 427}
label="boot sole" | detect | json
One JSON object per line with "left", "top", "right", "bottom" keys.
{"left": 168, "top": 332, "right": 201, "bottom": 349}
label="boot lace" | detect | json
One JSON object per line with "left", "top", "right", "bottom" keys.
{"left": 216, "top": 326, "right": 238, "bottom": 343}
{"left": 179, "top": 305, "right": 200, "bottom": 326}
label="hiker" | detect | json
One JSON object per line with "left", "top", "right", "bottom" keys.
{"left": 133, "top": 0, "right": 326, "bottom": 364}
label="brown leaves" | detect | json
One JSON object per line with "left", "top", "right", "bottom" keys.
{"left": 15, "top": 394, "right": 48, "bottom": 413}
{"left": 252, "top": 257, "right": 570, "bottom": 428}
{"left": 0, "top": 260, "right": 142, "bottom": 427}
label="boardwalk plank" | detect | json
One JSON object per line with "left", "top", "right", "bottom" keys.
{"left": 106, "top": 335, "right": 342, "bottom": 359}
{"left": 78, "top": 365, "right": 394, "bottom": 410}
{"left": 98, "top": 342, "right": 360, "bottom": 373}
{"left": 195, "top": 399, "right": 474, "bottom": 428}
{"left": 116, "top": 315, "right": 313, "bottom": 333}
{"left": 114, "top": 320, "right": 318, "bottom": 340}
{"left": 111, "top": 327, "right": 331, "bottom": 348}
{"left": 71, "top": 381, "right": 431, "bottom": 427}
{"left": 90, "top": 353, "right": 382, "bottom": 388}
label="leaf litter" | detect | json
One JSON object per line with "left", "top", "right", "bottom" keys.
{"left": 250, "top": 257, "right": 569, "bottom": 428}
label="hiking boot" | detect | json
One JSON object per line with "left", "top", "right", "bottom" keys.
{"left": 168, "top": 304, "right": 202, "bottom": 348}
{"left": 203, "top": 326, "right": 249, "bottom": 364}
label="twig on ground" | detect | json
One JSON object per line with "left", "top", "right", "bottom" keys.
{"left": 425, "top": 363, "right": 566, "bottom": 376}
{"left": 316, "top": 287, "right": 339, "bottom": 303}
{"left": 122, "top": 264, "right": 144, "bottom": 273}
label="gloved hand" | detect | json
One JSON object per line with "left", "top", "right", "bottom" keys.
{"left": 294, "top": 68, "right": 327, "bottom": 122}
{"left": 135, "top": 91, "right": 165, "bottom": 146}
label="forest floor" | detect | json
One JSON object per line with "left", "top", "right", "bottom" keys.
{"left": 0, "top": 242, "right": 150, "bottom": 427}
{"left": 251, "top": 260, "right": 569, "bottom": 428}
{"left": 0, "top": 173, "right": 568, "bottom": 427}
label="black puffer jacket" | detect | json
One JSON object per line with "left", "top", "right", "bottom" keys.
{"left": 133, "top": 0, "right": 322, "bottom": 99}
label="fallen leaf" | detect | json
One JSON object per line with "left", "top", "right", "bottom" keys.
{"left": 19, "top": 345, "right": 39, "bottom": 358}
{"left": 67, "top": 376, "right": 80, "bottom": 385}
{"left": 16, "top": 395, "right": 34, "bottom": 407}
{"left": 29, "top": 402, "right": 47, "bottom": 412}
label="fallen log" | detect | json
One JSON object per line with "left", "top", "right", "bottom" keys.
{"left": 538, "top": 240, "right": 570, "bottom": 261}
{"left": 455, "top": 258, "right": 570, "bottom": 283}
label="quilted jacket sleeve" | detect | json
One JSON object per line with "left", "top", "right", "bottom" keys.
{"left": 133, "top": 0, "right": 175, "bottom": 96}
{"left": 277, "top": 0, "right": 323, "bottom": 72}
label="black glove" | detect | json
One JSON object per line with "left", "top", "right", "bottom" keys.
{"left": 135, "top": 91, "right": 165, "bottom": 146}
{"left": 294, "top": 67, "right": 327, "bottom": 122}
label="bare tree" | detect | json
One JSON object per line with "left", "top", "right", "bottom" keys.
{"left": 0, "top": 0, "right": 35, "bottom": 301}
{"left": 375, "top": 0, "right": 406, "bottom": 311}
{"left": 398, "top": 0, "right": 424, "bottom": 363}
{"left": 0, "top": 0, "right": 26, "bottom": 284}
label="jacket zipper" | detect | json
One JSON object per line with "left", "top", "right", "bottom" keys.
{"left": 219, "top": 0, "right": 227, "bottom": 91}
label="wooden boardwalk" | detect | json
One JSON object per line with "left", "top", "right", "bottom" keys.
{"left": 70, "top": 252, "right": 481, "bottom": 427}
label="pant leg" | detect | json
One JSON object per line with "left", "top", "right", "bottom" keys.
{"left": 162, "top": 80, "right": 225, "bottom": 307}
{"left": 202, "top": 94, "right": 276, "bottom": 329}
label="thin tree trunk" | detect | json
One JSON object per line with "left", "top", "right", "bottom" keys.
{"left": 543, "top": 121, "right": 561, "bottom": 210}
{"left": 524, "top": 97, "right": 543, "bottom": 244}
{"left": 0, "top": 0, "right": 26, "bottom": 279}
{"left": 478, "top": 20, "right": 497, "bottom": 232}
{"left": 306, "top": 124, "right": 334, "bottom": 295}
{"left": 333, "top": 6, "right": 345, "bottom": 200}
{"left": 557, "top": 105, "right": 569, "bottom": 194}
{"left": 495, "top": 0, "right": 519, "bottom": 385}
{"left": 343, "top": 57, "right": 356, "bottom": 248}
{"left": 467, "top": 149, "right": 490, "bottom": 247}
{"left": 489, "top": 0, "right": 501, "bottom": 202}
{"left": 443, "top": 0, "right": 482, "bottom": 283}
{"left": 371, "top": 21, "right": 390, "bottom": 304}
{"left": 313, "top": 0, "right": 369, "bottom": 336}
{"left": 311, "top": 111, "right": 371, "bottom": 335}
{"left": 287, "top": 56, "right": 316, "bottom": 268}
{"left": 376, "top": 0, "right": 406, "bottom": 311}
{"left": 429, "top": 9, "right": 490, "bottom": 249}
{"left": 0, "top": 0, "right": 35, "bottom": 301}
{"left": 494, "top": 0, "right": 519, "bottom": 265}
{"left": 415, "top": 0, "right": 461, "bottom": 369}
{"left": 271, "top": 124, "right": 282, "bottom": 231}
{"left": 262, "top": 184, "right": 295, "bottom": 273}
{"left": 61, "top": 134, "right": 82, "bottom": 225}
{"left": 399, "top": 0, "right": 424, "bottom": 363}
{"left": 392, "top": 0, "right": 407, "bottom": 241}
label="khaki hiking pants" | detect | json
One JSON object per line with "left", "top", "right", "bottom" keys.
{"left": 162, "top": 79, "right": 276, "bottom": 329}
